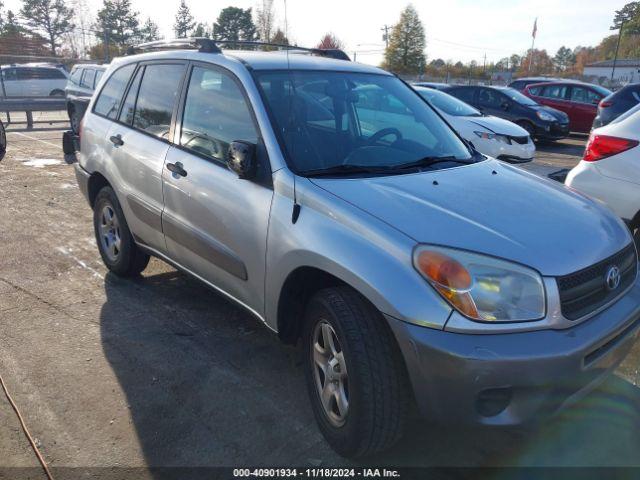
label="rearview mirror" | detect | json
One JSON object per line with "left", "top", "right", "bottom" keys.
{"left": 227, "top": 141, "right": 257, "bottom": 179}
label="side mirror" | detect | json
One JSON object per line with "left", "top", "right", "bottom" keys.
{"left": 227, "top": 141, "right": 257, "bottom": 179}
{"left": 501, "top": 101, "right": 510, "bottom": 111}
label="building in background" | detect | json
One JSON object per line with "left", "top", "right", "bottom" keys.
{"left": 583, "top": 59, "right": 640, "bottom": 84}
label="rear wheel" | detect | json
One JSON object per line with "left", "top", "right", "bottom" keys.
{"left": 93, "top": 186, "right": 149, "bottom": 276}
{"left": 302, "top": 287, "right": 409, "bottom": 457}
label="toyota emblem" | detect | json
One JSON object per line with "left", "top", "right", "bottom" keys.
{"left": 605, "top": 265, "right": 621, "bottom": 291}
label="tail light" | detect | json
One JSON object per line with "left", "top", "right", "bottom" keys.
{"left": 599, "top": 100, "right": 613, "bottom": 108}
{"left": 583, "top": 133, "right": 639, "bottom": 162}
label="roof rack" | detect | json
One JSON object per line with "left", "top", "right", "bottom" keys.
{"left": 127, "top": 37, "right": 351, "bottom": 61}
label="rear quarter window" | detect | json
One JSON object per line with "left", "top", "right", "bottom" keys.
{"left": 94, "top": 64, "right": 137, "bottom": 119}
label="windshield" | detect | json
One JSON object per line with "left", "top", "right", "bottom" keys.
{"left": 592, "top": 84, "right": 613, "bottom": 97}
{"left": 255, "top": 71, "right": 473, "bottom": 175}
{"left": 501, "top": 87, "right": 538, "bottom": 106}
{"left": 416, "top": 88, "right": 481, "bottom": 117}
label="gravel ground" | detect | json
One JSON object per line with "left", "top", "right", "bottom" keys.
{"left": 0, "top": 124, "right": 639, "bottom": 478}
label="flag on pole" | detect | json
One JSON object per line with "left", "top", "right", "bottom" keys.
{"left": 532, "top": 18, "right": 538, "bottom": 38}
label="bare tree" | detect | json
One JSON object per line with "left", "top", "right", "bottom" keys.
{"left": 20, "top": 0, "right": 75, "bottom": 55}
{"left": 255, "top": 0, "right": 274, "bottom": 42}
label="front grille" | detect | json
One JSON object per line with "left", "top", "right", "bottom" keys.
{"left": 509, "top": 135, "right": 529, "bottom": 145}
{"left": 557, "top": 244, "right": 637, "bottom": 320}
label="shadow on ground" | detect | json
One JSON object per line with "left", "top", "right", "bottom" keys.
{"left": 99, "top": 268, "right": 640, "bottom": 476}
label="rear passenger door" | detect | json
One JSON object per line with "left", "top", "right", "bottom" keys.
{"left": 161, "top": 62, "right": 274, "bottom": 315}
{"left": 568, "top": 86, "right": 601, "bottom": 132}
{"left": 102, "top": 61, "right": 187, "bottom": 253}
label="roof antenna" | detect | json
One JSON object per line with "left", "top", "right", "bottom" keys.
{"left": 284, "top": 0, "right": 301, "bottom": 224}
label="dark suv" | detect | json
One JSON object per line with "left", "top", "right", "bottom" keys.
{"left": 593, "top": 83, "right": 640, "bottom": 129}
{"left": 443, "top": 85, "right": 569, "bottom": 141}
{"left": 65, "top": 64, "right": 107, "bottom": 133}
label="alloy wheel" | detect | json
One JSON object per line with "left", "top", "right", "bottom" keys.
{"left": 311, "top": 320, "right": 349, "bottom": 427}
{"left": 99, "top": 204, "right": 121, "bottom": 262}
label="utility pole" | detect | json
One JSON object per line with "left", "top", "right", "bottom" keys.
{"left": 381, "top": 25, "right": 390, "bottom": 48}
{"left": 611, "top": 21, "right": 624, "bottom": 84}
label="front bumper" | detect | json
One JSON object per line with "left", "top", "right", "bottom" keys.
{"left": 536, "top": 122, "right": 570, "bottom": 140}
{"left": 387, "top": 276, "right": 640, "bottom": 425}
{"left": 474, "top": 138, "right": 535, "bottom": 164}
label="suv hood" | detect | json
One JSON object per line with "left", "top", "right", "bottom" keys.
{"left": 310, "top": 159, "right": 630, "bottom": 276}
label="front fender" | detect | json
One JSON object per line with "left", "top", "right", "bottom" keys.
{"left": 264, "top": 173, "right": 452, "bottom": 331}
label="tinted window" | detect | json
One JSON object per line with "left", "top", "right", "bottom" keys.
{"left": 118, "top": 67, "right": 142, "bottom": 125}
{"left": 94, "top": 64, "right": 136, "bottom": 119}
{"left": 81, "top": 69, "right": 96, "bottom": 89}
{"left": 510, "top": 81, "right": 525, "bottom": 90}
{"left": 132, "top": 64, "right": 184, "bottom": 139}
{"left": 17, "top": 68, "right": 65, "bottom": 80}
{"left": 570, "top": 86, "right": 600, "bottom": 104}
{"left": 528, "top": 85, "right": 543, "bottom": 95}
{"left": 181, "top": 66, "right": 257, "bottom": 161}
{"left": 256, "top": 71, "right": 472, "bottom": 173}
{"left": 450, "top": 87, "right": 475, "bottom": 103}
{"left": 1, "top": 68, "right": 17, "bottom": 81}
{"left": 417, "top": 88, "right": 481, "bottom": 117}
{"left": 478, "top": 88, "right": 503, "bottom": 108}
{"left": 501, "top": 87, "right": 538, "bottom": 106}
{"left": 542, "top": 85, "right": 568, "bottom": 99}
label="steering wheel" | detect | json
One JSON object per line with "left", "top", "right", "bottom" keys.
{"left": 366, "top": 127, "right": 402, "bottom": 146}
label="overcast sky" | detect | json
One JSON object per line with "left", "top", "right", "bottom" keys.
{"left": 3, "top": 0, "right": 629, "bottom": 65}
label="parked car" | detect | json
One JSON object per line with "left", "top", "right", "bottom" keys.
{"left": 592, "top": 83, "right": 640, "bottom": 129}
{"left": 523, "top": 81, "right": 612, "bottom": 133}
{"left": 566, "top": 103, "right": 640, "bottom": 244}
{"left": 74, "top": 39, "right": 640, "bottom": 458}
{"left": 66, "top": 64, "right": 107, "bottom": 133}
{"left": 508, "top": 77, "right": 562, "bottom": 91}
{"left": 412, "top": 81, "right": 449, "bottom": 90}
{"left": 414, "top": 86, "right": 535, "bottom": 162}
{"left": 0, "top": 64, "right": 68, "bottom": 97}
{"left": 443, "top": 85, "right": 570, "bottom": 141}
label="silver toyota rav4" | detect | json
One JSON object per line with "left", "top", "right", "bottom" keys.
{"left": 73, "top": 39, "right": 640, "bottom": 458}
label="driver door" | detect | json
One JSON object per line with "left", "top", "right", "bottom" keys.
{"left": 162, "top": 62, "right": 273, "bottom": 315}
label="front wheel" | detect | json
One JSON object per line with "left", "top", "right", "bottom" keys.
{"left": 93, "top": 186, "right": 150, "bottom": 276}
{"left": 302, "top": 287, "right": 409, "bottom": 457}
{"left": 516, "top": 120, "right": 536, "bottom": 139}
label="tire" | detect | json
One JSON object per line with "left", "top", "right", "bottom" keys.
{"left": 517, "top": 120, "right": 536, "bottom": 139}
{"left": 302, "top": 286, "right": 409, "bottom": 457}
{"left": 93, "top": 186, "right": 150, "bottom": 276}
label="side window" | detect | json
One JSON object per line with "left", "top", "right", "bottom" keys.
{"left": 81, "top": 69, "right": 96, "bottom": 88}
{"left": 528, "top": 85, "right": 542, "bottom": 96}
{"left": 542, "top": 85, "right": 567, "bottom": 100}
{"left": 1, "top": 68, "right": 17, "bottom": 81}
{"left": 95, "top": 70, "right": 104, "bottom": 87}
{"left": 478, "top": 89, "right": 502, "bottom": 108}
{"left": 132, "top": 63, "right": 184, "bottom": 139}
{"left": 94, "top": 64, "right": 136, "bottom": 119}
{"left": 45, "top": 69, "right": 67, "bottom": 79}
{"left": 118, "top": 67, "right": 143, "bottom": 125}
{"left": 70, "top": 67, "right": 83, "bottom": 85}
{"left": 570, "top": 87, "right": 600, "bottom": 104}
{"left": 180, "top": 66, "right": 258, "bottom": 161}
{"left": 452, "top": 88, "right": 475, "bottom": 104}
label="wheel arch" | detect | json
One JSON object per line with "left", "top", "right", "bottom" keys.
{"left": 87, "top": 172, "right": 111, "bottom": 208}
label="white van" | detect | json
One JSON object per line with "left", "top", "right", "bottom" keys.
{"left": 0, "top": 64, "right": 68, "bottom": 97}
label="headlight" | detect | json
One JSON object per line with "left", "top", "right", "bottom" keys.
{"left": 536, "top": 110, "right": 556, "bottom": 122}
{"left": 474, "top": 131, "right": 511, "bottom": 145}
{"left": 413, "top": 246, "right": 545, "bottom": 322}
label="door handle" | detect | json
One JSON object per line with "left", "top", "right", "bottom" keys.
{"left": 166, "top": 161, "right": 187, "bottom": 177}
{"left": 110, "top": 134, "right": 124, "bottom": 146}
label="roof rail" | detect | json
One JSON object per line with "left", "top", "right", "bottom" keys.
{"left": 127, "top": 38, "right": 351, "bottom": 61}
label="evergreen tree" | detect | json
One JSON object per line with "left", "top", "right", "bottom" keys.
{"left": 553, "top": 46, "right": 575, "bottom": 72}
{"left": 193, "top": 22, "right": 210, "bottom": 38}
{"left": 19, "top": 0, "right": 74, "bottom": 55}
{"left": 140, "top": 17, "right": 160, "bottom": 42}
{"left": 213, "top": 7, "right": 257, "bottom": 48}
{"left": 612, "top": 1, "right": 640, "bottom": 33}
{"left": 382, "top": 5, "right": 426, "bottom": 75}
{"left": 96, "top": 0, "right": 140, "bottom": 48}
{"left": 173, "top": 0, "right": 195, "bottom": 38}
{"left": 270, "top": 28, "right": 288, "bottom": 45}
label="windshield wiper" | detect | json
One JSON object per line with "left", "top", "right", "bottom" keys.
{"left": 391, "top": 155, "right": 474, "bottom": 170}
{"left": 301, "top": 164, "right": 396, "bottom": 177}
